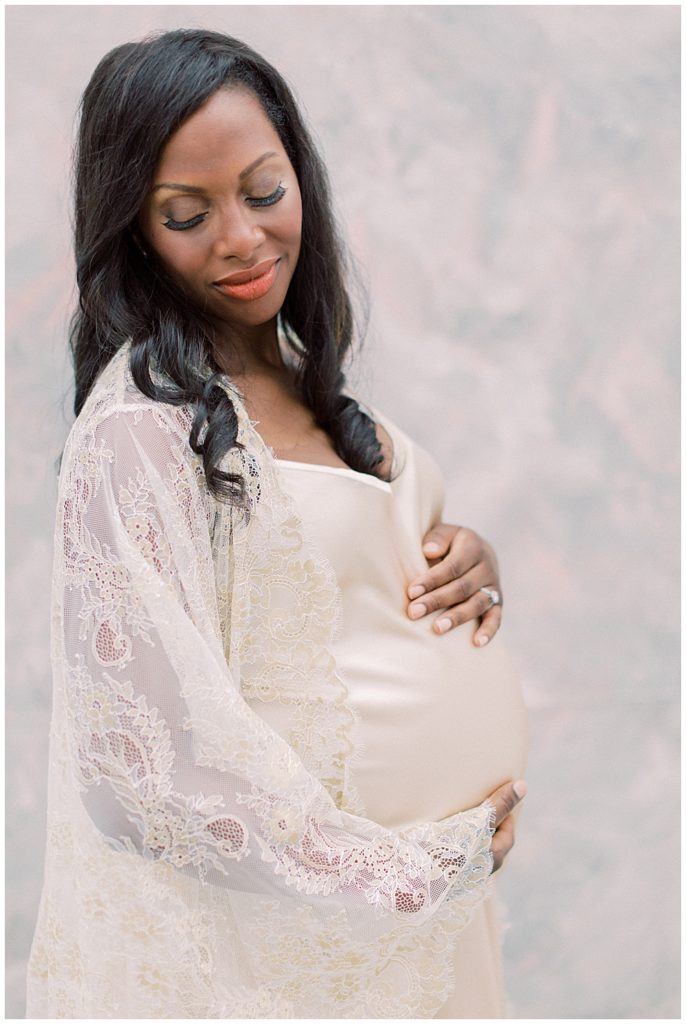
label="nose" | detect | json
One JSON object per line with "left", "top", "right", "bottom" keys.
{"left": 211, "top": 201, "right": 266, "bottom": 262}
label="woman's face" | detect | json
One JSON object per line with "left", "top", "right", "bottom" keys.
{"left": 139, "top": 85, "right": 302, "bottom": 341}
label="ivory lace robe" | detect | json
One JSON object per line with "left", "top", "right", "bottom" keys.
{"left": 26, "top": 341, "right": 498, "bottom": 1019}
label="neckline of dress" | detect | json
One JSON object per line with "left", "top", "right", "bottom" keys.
{"left": 212, "top": 327, "right": 401, "bottom": 492}
{"left": 275, "top": 458, "right": 393, "bottom": 494}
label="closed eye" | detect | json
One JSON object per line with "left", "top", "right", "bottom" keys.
{"left": 247, "top": 183, "right": 287, "bottom": 208}
{"left": 162, "top": 183, "right": 287, "bottom": 231}
{"left": 163, "top": 212, "right": 208, "bottom": 232}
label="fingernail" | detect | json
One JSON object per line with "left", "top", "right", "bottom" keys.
{"left": 409, "top": 603, "right": 427, "bottom": 619}
{"left": 477, "top": 634, "right": 490, "bottom": 646}
{"left": 408, "top": 585, "right": 426, "bottom": 599}
{"left": 513, "top": 780, "right": 528, "bottom": 799}
{"left": 436, "top": 617, "right": 452, "bottom": 633}
{"left": 423, "top": 542, "right": 440, "bottom": 554}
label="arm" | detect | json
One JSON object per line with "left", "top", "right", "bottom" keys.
{"left": 58, "top": 404, "right": 496, "bottom": 924}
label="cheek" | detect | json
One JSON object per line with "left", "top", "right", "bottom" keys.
{"left": 140, "top": 208, "right": 202, "bottom": 279}
{"left": 281, "top": 192, "right": 303, "bottom": 250}
{"left": 153, "top": 233, "right": 206, "bottom": 286}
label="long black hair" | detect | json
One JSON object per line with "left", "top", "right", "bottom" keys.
{"left": 70, "top": 28, "right": 393, "bottom": 515}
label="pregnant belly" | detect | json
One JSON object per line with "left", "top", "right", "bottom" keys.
{"left": 332, "top": 613, "right": 529, "bottom": 829}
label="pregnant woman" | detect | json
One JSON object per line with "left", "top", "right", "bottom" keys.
{"left": 27, "top": 30, "right": 528, "bottom": 1018}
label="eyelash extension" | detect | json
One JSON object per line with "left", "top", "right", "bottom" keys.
{"left": 247, "top": 183, "right": 287, "bottom": 208}
{"left": 163, "top": 183, "right": 288, "bottom": 231}
{"left": 163, "top": 212, "right": 208, "bottom": 231}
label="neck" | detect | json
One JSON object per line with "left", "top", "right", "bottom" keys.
{"left": 211, "top": 316, "right": 285, "bottom": 379}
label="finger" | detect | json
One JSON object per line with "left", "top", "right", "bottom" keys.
{"left": 423, "top": 525, "right": 481, "bottom": 565}
{"left": 441, "top": 526, "right": 482, "bottom": 563}
{"left": 420, "top": 522, "right": 460, "bottom": 560}
{"left": 486, "top": 780, "right": 527, "bottom": 827}
{"left": 407, "top": 566, "right": 487, "bottom": 620}
{"left": 407, "top": 543, "right": 481, "bottom": 603}
{"left": 473, "top": 604, "right": 503, "bottom": 647}
{"left": 429, "top": 587, "right": 497, "bottom": 634}
{"left": 497, "top": 814, "right": 515, "bottom": 848}
{"left": 490, "top": 814, "right": 515, "bottom": 874}
{"left": 410, "top": 526, "right": 492, "bottom": 600}
{"left": 480, "top": 538, "right": 500, "bottom": 584}
{"left": 408, "top": 550, "right": 497, "bottom": 609}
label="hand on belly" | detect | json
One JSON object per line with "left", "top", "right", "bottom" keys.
{"left": 339, "top": 616, "right": 529, "bottom": 829}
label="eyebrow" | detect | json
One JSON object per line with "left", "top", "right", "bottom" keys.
{"left": 238, "top": 151, "right": 278, "bottom": 180}
{"left": 152, "top": 151, "right": 278, "bottom": 194}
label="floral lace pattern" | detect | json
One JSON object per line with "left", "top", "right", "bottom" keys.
{"left": 27, "top": 341, "right": 497, "bottom": 1018}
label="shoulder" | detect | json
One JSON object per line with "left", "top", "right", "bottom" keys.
{"left": 364, "top": 403, "right": 443, "bottom": 494}
{"left": 346, "top": 396, "right": 410, "bottom": 481}
{"left": 60, "top": 397, "right": 219, "bottom": 539}
{"left": 341, "top": 385, "right": 445, "bottom": 493}
{"left": 70, "top": 343, "right": 196, "bottom": 452}
{"left": 63, "top": 347, "right": 204, "bottom": 499}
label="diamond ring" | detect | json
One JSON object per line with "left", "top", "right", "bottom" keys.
{"left": 479, "top": 587, "right": 501, "bottom": 609}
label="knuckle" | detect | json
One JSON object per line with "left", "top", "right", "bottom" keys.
{"left": 444, "top": 555, "right": 462, "bottom": 580}
{"left": 464, "top": 529, "right": 482, "bottom": 554}
{"left": 450, "top": 607, "right": 463, "bottom": 626}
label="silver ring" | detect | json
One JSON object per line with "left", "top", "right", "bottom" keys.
{"left": 479, "top": 587, "right": 501, "bottom": 609}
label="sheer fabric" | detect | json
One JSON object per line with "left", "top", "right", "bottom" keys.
{"left": 27, "top": 342, "right": 497, "bottom": 1018}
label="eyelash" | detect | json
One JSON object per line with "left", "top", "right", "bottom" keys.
{"left": 163, "top": 183, "right": 288, "bottom": 231}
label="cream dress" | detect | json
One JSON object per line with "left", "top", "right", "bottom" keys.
{"left": 27, "top": 340, "right": 526, "bottom": 1018}
{"left": 273, "top": 418, "right": 529, "bottom": 1018}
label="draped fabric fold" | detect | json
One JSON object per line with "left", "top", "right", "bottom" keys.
{"left": 27, "top": 342, "right": 496, "bottom": 1018}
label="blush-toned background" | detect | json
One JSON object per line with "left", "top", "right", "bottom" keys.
{"left": 6, "top": 5, "right": 680, "bottom": 1019}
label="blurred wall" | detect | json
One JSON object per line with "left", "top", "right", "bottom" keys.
{"left": 6, "top": 5, "right": 680, "bottom": 1019}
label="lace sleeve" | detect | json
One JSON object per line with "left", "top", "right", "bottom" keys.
{"left": 56, "top": 403, "right": 496, "bottom": 926}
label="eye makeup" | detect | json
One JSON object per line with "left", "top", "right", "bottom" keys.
{"left": 248, "top": 183, "right": 287, "bottom": 207}
{"left": 162, "top": 183, "right": 288, "bottom": 231}
{"left": 164, "top": 212, "right": 208, "bottom": 231}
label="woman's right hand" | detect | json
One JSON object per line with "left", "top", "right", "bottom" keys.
{"left": 484, "top": 779, "right": 527, "bottom": 873}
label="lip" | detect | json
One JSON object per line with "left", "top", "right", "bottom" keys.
{"left": 213, "top": 257, "right": 281, "bottom": 301}
{"left": 215, "top": 258, "right": 278, "bottom": 301}
{"left": 215, "top": 256, "right": 278, "bottom": 288}
{"left": 215, "top": 257, "right": 280, "bottom": 286}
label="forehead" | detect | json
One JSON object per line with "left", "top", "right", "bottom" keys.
{"left": 155, "top": 86, "right": 285, "bottom": 178}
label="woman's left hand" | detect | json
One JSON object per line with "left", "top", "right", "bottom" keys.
{"left": 406, "top": 523, "right": 503, "bottom": 646}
